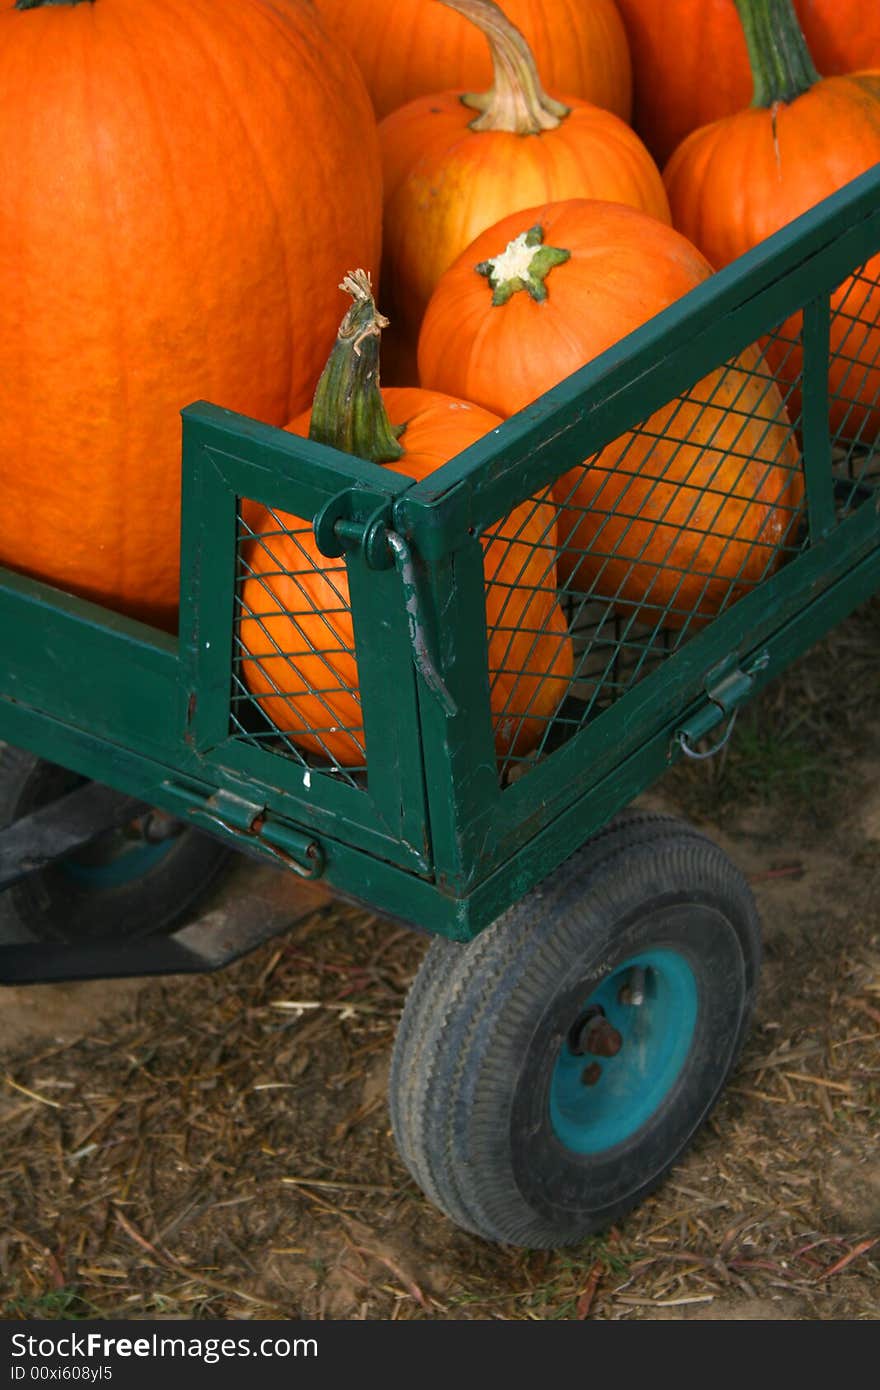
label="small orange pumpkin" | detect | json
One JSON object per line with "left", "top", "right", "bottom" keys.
{"left": 616, "top": 0, "right": 880, "bottom": 167}
{"left": 418, "top": 200, "right": 803, "bottom": 628}
{"left": 379, "top": 0, "right": 668, "bottom": 343}
{"left": 664, "top": 0, "right": 880, "bottom": 440}
{"left": 240, "top": 273, "right": 573, "bottom": 767}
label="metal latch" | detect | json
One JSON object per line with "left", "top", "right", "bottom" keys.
{"left": 674, "top": 650, "right": 770, "bottom": 761}
{"left": 313, "top": 489, "right": 457, "bottom": 716}
{"left": 159, "top": 783, "right": 325, "bottom": 879}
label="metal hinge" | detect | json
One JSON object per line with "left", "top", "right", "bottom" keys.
{"left": 674, "top": 650, "right": 770, "bottom": 761}
{"left": 313, "top": 489, "right": 457, "bottom": 715}
{"left": 159, "top": 783, "right": 325, "bottom": 879}
{"left": 313, "top": 489, "right": 396, "bottom": 570}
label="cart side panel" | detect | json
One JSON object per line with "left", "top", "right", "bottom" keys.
{"left": 176, "top": 408, "right": 434, "bottom": 874}
{"left": 395, "top": 169, "right": 880, "bottom": 899}
{"left": 0, "top": 568, "right": 181, "bottom": 763}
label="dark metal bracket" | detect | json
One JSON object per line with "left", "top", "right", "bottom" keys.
{"left": 674, "top": 649, "right": 771, "bottom": 757}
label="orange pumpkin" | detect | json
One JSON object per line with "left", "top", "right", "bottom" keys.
{"left": 240, "top": 273, "right": 572, "bottom": 767}
{"left": 664, "top": 0, "right": 880, "bottom": 440}
{"left": 380, "top": 0, "right": 669, "bottom": 343}
{"left": 313, "top": 0, "right": 632, "bottom": 122}
{"left": 0, "top": 0, "right": 382, "bottom": 630}
{"left": 554, "top": 357, "right": 803, "bottom": 627}
{"left": 615, "top": 0, "right": 751, "bottom": 166}
{"left": 616, "top": 0, "right": 880, "bottom": 167}
{"left": 795, "top": 0, "right": 880, "bottom": 78}
{"left": 418, "top": 200, "right": 803, "bottom": 628}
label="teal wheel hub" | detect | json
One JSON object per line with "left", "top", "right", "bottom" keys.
{"left": 60, "top": 823, "right": 179, "bottom": 890}
{"left": 550, "top": 950, "right": 698, "bottom": 1154}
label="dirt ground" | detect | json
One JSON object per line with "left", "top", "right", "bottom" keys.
{"left": 1, "top": 601, "right": 878, "bottom": 1321}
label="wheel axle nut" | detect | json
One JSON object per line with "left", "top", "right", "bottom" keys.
{"left": 618, "top": 966, "right": 647, "bottom": 1008}
{"left": 581, "top": 1062, "right": 602, "bottom": 1087}
{"left": 584, "top": 1017, "right": 623, "bottom": 1058}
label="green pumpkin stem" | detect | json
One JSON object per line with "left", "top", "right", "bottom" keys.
{"left": 476, "top": 225, "right": 570, "bottom": 305}
{"left": 308, "top": 271, "right": 404, "bottom": 466}
{"left": 438, "top": 0, "right": 569, "bottom": 135}
{"left": 734, "top": 0, "right": 820, "bottom": 107}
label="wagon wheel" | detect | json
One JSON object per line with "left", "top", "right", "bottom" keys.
{"left": 389, "top": 811, "right": 761, "bottom": 1248}
{"left": 0, "top": 746, "right": 231, "bottom": 945}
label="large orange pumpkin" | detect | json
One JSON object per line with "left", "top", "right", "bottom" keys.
{"left": 313, "top": 0, "right": 632, "bottom": 122}
{"left": 0, "top": 0, "right": 382, "bottom": 630}
{"left": 616, "top": 0, "right": 880, "bottom": 167}
{"left": 379, "top": 0, "right": 668, "bottom": 343}
{"left": 664, "top": 0, "right": 880, "bottom": 440}
{"left": 418, "top": 200, "right": 803, "bottom": 628}
{"left": 240, "top": 273, "right": 573, "bottom": 767}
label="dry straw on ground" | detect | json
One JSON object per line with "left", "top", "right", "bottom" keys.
{"left": 1, "top": 602, "right": 878, "bottom": 1320}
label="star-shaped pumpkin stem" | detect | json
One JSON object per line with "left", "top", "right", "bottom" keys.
{"left": 475, "top": 225, "right": 571, "bottom": 307}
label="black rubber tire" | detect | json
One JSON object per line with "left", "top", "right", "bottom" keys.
{"left": 389, "top": 811, "right": 762, "bottom": 1249}
{"left": 0, "top": 746, "right": 232, "bottom": 945}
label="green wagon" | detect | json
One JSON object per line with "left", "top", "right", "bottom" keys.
{"left": 2, "top": 167, "right": 879, "bottom": 1248}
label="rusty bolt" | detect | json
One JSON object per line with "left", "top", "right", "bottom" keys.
{"left": 580, "top": 1062, "right": 603, "bottom": 1087}
{"left": 583, "top": 1017, "right": 623, "bottom": 1058}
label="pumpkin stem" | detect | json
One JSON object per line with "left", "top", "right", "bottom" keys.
{"left": 308, "top": 271, "right": 405, "bottom": 466}
{"left": 734, "top": 0, "right": 820, "bottom": 107}
{"left": 476, "top": 225, "right": 571, "bottom": 306}
{"left": 438, "top": 0, "right": 570, "bottom": 135}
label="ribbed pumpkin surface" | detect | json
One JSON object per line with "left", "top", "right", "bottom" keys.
{"left": 0, "top": 0, "right": 382, "bottom": 629}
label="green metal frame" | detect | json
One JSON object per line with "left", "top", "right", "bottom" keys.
{"left": 2, "top": 167, "right": 879, "bottom": 942}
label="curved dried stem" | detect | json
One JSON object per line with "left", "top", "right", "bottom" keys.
{"left": 439, "top": 0, "right": 569, "bottom": 134}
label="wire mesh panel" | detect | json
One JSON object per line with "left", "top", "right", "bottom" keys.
{"left": 169, "top": 168, "right": 880, "bottom": 929}
{"left": 479, "top": 489, "right": 571, "bottom": 766}
{"left": 231, "top": 500, "right": 366, "bottom": 788}
{"left": 484, "top": 325, "right": 808, "bottom": 787}
{"left": 826, "top": 256, "right": 880, "bottom": 510}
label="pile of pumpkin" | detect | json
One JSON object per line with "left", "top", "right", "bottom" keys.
{"left": 3, "top": 0, "right": 879, "bottom": 766}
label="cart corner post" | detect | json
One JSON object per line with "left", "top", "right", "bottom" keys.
{"left": 392, "top": 491, "right": 504, "bottom": 899}
{"left": 178, "top": 402, "right": 241, "bottom": 752}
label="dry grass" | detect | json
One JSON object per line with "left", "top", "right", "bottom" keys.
{"left": 1, "top": 602, "right": 878, "bottom": 1321}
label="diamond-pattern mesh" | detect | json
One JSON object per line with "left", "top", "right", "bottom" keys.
{"left": 482, "top": 490, "right": 572, "bottom": 763}
{"left": 485, "top": 325, "right": 811, "bottom": 786}
{"left": 827, "top": 257, "right": 880, "bottom": 511}
{"left": 224, "top": 272, "right": 879, "bottom": 792}
{"left": 232, "top": 502, "right": 366, "bottom": 787}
